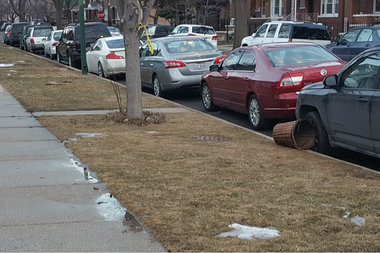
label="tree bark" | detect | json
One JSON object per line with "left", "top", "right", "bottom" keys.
{"left": 116, "top": 0, "right": 155, "bottom": 119}
{"left": 233, "top": 0, "right": 248, "bottom": 49}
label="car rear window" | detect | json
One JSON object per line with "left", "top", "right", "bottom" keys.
{"left": 34, "top": 28, "right": 53, "bottom": 37}
{"left": 75, "top": 24, "right": 111, "bottom": 40}
{"left": 264, "top": 45, "right": 338, "bottom": 67}
{"left": 192, "top": 26, "right": 215, "bottom": 34}
{"left": 53, "top": 31, "right": 62, "bottom": 41}
{"left": 12, "top": 24, "right": 26, "bottom": 32}
{"left": 292, "top": 25, "right": 330, "bottom": 40}
{"left": 106, "top": 39, "right": 124, "bottom": 49}
{"left": 164, "top": 39, "right": 215, "bottom": 53}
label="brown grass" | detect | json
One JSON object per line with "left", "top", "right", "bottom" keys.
{"left": 2, "top": 44, "right": 380, "bottom": 252}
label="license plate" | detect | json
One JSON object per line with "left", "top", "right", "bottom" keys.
{"left": 190, "top": 62, "right": 206, "bottom": 70}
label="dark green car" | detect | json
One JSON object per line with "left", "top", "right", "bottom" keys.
{"left": 19, "top": 25, "right": 34, "bottom": 50}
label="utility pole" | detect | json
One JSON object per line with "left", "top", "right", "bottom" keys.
{"left": 291, "top": 0, "right": 297, "bottom": 21}
{"left": 79, "top": 0, "right": 87, "bottom": 75}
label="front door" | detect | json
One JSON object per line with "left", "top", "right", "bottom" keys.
{"left": 326, "top": 53, "right": 379, "bottom": 152}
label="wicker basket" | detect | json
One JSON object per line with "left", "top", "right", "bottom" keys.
{"left": 273, "top": 120, "right": 316, "bottom": 150}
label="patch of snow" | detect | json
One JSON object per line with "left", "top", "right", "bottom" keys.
{"left": 0, "top": 64, "right": 14, "bottom": 67}
{"left": 351, "top": 216, "right": 365, "bottom": 227}
{"left": 9, "top": 69, "right": 17, "bottom": 72}
{"left": 147, "top": 131, "right": 159, "bottom": 134}
{"left": 76, "top": 132, "right": 105, "bottom": 138}
{"left": 96, "top": 193, "right": 126, "bottom": 221}
{"left": 321, "top": 203, "right": 332, "bottom": 208}
{"left": 17, "top": 61, "right": 25, "bottom": 63}
{"left": 68, "top": 158, "right": 98, "bottom": 183}
{"left": 217, "top": 223, "right": 280, "bottom": 240}
{"left": 343, "top": 212, "right": 351, "bottom": 219}
{"left": 7, "top": 74, "right": 11, "bottom": 76}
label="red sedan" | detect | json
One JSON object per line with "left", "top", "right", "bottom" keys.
{"left": 201, "top": 42, "right": 346, "bottom": 129}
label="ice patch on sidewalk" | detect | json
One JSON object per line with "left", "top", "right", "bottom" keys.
{"left": 0, "top": 64, "right": 14, "bottom": 67}
{"left": 96, "top": 193, "right": 126, "bottom": 221}
{"left": 217, "top": 223, "right": 280, "bottom": 240}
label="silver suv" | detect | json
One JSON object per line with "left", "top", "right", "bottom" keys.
{"left": 296, "top": 48, "right": 380, "bottom": 158}
{"left": 241, "top": 21, "right": 331, "bottom": 47}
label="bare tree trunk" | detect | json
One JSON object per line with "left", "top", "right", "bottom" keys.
{"left": 9, "top": 0, "right": 28, "bottom": 21}
{"left": 116, "top": 0, "right": 155, "bottom": 119}
{"left": 233, "top": 0, "right": 248, "bottom": 49}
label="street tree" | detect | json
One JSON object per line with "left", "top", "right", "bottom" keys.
{"left": 233, "top": 0, "right": 248, "bottom": 49}
{"left": 0, "top": 0, "right": 17, "bottom": 22}
{"left": 9, "top": 0, "right": 30, "bottom": 21}
{"left": 115, "top": 0, "right": 155, "bottom": 119}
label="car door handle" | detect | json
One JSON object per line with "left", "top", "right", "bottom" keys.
{"left": 357, "top": 97, "right": 368, "bottom": 103}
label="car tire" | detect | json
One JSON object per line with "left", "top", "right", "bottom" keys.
{"left": 304, "top": 111, "right": 332, "bottom": 154}
{"left": 51, "top": 53, "right": 55, "bottom": 60}
{"left": 201, "top": 82, "right": 217, "bottom": 111}
{"left": 98, "top": 62, "right": 105, "bottom": 77}
{"left": 247, "top": 94, "right": 268, "bottom": 130}
{"left": 153, "top": 75, "right": 164, "bottom": 97}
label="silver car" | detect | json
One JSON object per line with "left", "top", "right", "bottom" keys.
{"left": 140, "top": 36, "right": 224, "bottom": 97}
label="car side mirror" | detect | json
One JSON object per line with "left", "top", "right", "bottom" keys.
{"left": 324, "top": 75, "right": 338, "bottom": 88}
{"left": 209, "top": 64, "right": 220, "bottom": 72}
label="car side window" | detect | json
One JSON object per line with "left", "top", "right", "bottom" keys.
{"left": 254, "top": 24, "right": 268, "bottom": 38}
{"left": 266, "top": 24, "right": 278, "bottom": 38}
{"left": 356, "top": 29, "right": 373, "bottom": 42}
{"left": 141, "top": 43, "right": 160, "bottom": 57}
{"left": 221, "top": 51, "right": 243, "bottom": 70}
{"left": 278, "top": 23, "right": 291, "bottom": 38}
{"left": 47, "top": 33, "right": 52, "bottom": 40}
{"left": 236, "top": 51, "right": 256, "bottom": 71}
{"left": 342, "top": 29, "right": 361, "bottom": 43}
{"left": 342, "top": 53, "right": 380, "bottom": 89}
{"left": 178, "top": 26, "right": 189, "bottom": 34}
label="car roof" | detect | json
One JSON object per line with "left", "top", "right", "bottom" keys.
{"left": 250, "top": 42, "right": 322, "bottom": 51}
{"left": 176, "top": 24, "right": 214, "bottom": 28}
{"left": 151, "top": 36, "right": 209, "bottom": 43}
{"left": 99, "top": 35, "right": 123, "bottom": 41}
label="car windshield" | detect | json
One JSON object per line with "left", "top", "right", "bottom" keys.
{"left": 106, "top": 39, "right": 124, "bottom": 49}
{"left": 75, "top": 25, "right": 110, "bottom": 40}
{"left": 53, "top": 31, "right": 62, "bottom": 40}
{"left": 108, "top": 27, "right": 120, "bottom": 32}
{"left": 192, "top": 26, "right": 215, "bottom": 34}
{"left": 34, "top": 28, "right": 53, "bottom": 37}
{"left": 265, "top": 45, "right": 338, "bottom": 67}
{"left": 292, "top": 25, "right": 330, "bottom": 40}
{"left": 164, "top": 39, "right": 215, "bottom": 53}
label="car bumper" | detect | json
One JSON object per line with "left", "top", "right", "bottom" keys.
{"left": 31, "top": 44, "right": 44, "bottom": 50}
{"left": 103, "top": 59, "right": 125, "bottom": 76}
{"left": 160, "top": 68, "right": 202, "bottom": 91}
{"left": 262, "top": 92, "right": 298, "bottom": 119}
{"left": 50, "top": 47, "right": 56, "bottom": 55}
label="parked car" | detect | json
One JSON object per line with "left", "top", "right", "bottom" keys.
{"left": 57, "top": 22, "right": 112, "bottom": 68}
{"left": 1, "top": 22, "right": 11, "bottom": 32}
{"left": 141, "top": 24, "right": 173, "bottom": 41}
{"left": 7, "top": 22, "right": 31, "bottom": 46}
{"left": 19, "top": 24, "right": 35, "bottom": 50}
{"left": 201, "top": 42, "right": 346, "bottom": 130}
{"left": 241, "top": 21, "right": 331, "bottom": 47}
{"left": 44, "top": 30, "right": 63, "bottom": 59}
{"left": 325, "top": 26, "right": 380, "bottom": 62}
{"left": 169, "top": 24, "right": 218, "bottom": 48}
{"left": 25, "top": 26, "right": 54, "bottom": 53}
{"left": 3, "top": 25, "right": 11, "bottom": 45}
{"left": 86, "top": 36, "right": 125, "bottom": 77}
{"left": 296, "top": 47, "right": 380, "bottom": 158}
{"left": 140, "top": 36, "right": 224, "bottom": 97}
{"left": 107, "top": 26, "right": 121, "bottom": 36}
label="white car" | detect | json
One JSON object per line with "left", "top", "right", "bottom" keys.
{"left": 241, "top": 21, "right": 331, "bottom": 47}
{"left": 86, "top": 36, "right": 125, "bottom": 78}
{"left": 169, "top": 24, "right": 218, "bottom": 48}
{"left": 44, "top": 30, "right": 62, "bottom": 59}
{"left": 26, "top": 26, "right": 54, "bottom": 53}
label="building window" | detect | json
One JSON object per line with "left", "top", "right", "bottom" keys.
{"left": 300, "top": 0, "right": 306, "bottom": 9}
{"left": 271, "top": 0, "right": 283, "bottom": 17}
{"left": 321, "top": 0, "right": 339, "bottom": 16}
{"left": 376, "top": 0, "right": 380, "bottom": 13}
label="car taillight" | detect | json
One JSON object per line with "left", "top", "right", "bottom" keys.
{"left": 6, "top": 32, "right": 10, "bottom": 36}
{"left": 212, "top": 35, "right": 218, "bottom": 40}
{"left": 188, "top": 33, "right": 197, "bottom": 36}
{"left": 52, "top": 42, "right": 58, "bottom": 47}
{"left": 163, "top": 60, "right": 186, "bottom": 68}
{"left": 72, "top": 43, "right": 76, "bottom": 49}
{"left": 289, "top": 38, "right": 292, "bottom": 42}
{"left": 30, "top": 38, "right": 35, "bottom": 44}
{"left": 214, "top": 55, "right": 226, "bottom": 64}
{"left": 278, "top": 73, "right": 304, "bottom": 87}
{"left": 106, "top": 52, "right": 124, "bottom": 59}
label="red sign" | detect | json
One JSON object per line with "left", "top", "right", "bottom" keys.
{"left": 97, "top": 11, "right": 105, "bottom": 20}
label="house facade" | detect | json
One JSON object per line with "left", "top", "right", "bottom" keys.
{"left": 233, "top": 0, "right": 380, "bottom": 38}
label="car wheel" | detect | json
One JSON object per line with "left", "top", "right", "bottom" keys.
{"left": 98, "top": 62, "right": 105, "bottom": 77}
{"left": 247, "top": 94, "right": 268, "bottom": 130}
{"left": 201, "top": 83, "right": 217, "bottom": 111}
{"left": 153, "top": 75, "right": 164, "bottom": 97}
{"left": 304, "top": 111, "right": 331, "bottom": 154}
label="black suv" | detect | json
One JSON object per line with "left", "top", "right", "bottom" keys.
{"left": 141, "top": 25, "right": 173, "bottom": 42}
{"left": 8, "top": 22, "right": 31, "bottom": 46}
{"left": 56, "top": 22, "right": 111, "bottom": 68}
{"left": 296, "top": 48, "right": 380, "bottom": 158}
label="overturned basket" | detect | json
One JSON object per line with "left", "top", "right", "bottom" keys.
{"left": 273, "top": 120, "right": 316, "bottom": 150}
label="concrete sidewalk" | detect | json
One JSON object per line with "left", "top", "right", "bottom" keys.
{"left": 0, "top": 85, "right": 165, "bottom": 251}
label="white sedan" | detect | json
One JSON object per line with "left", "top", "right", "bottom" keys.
{"left": 86, "top": 36, "right": 125, "bottom": 78}
{"left": 44, "top": 30, "right": 62, "bottom": 59}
